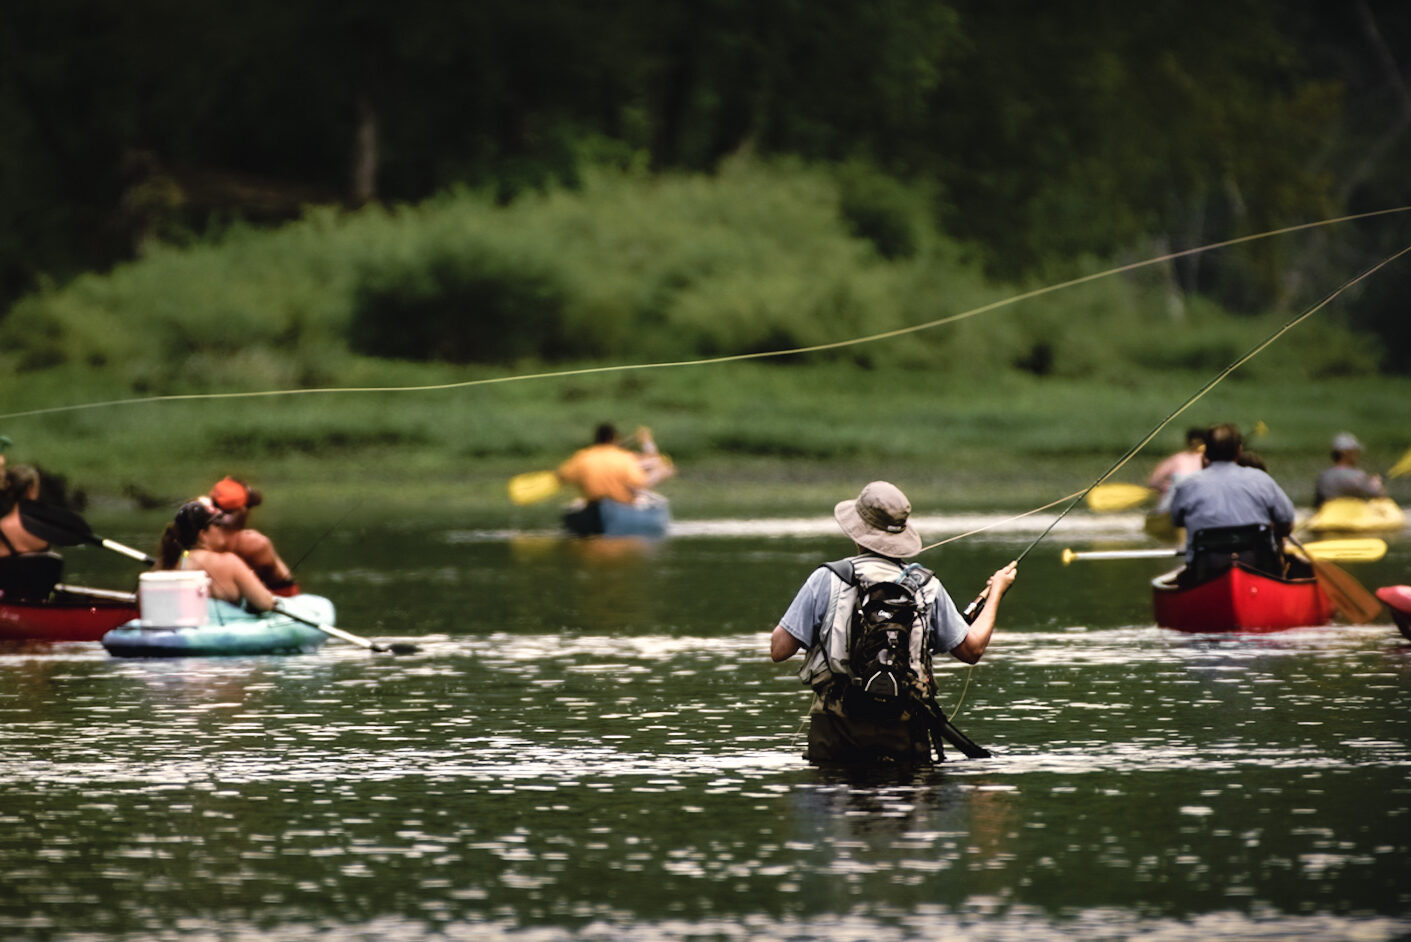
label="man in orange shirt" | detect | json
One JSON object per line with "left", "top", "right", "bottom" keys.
{"left": 556, "top": 424, "right": 649, "bottom": 504}
{"left": 557, "top": 424, "right": 673, "bottom": 504}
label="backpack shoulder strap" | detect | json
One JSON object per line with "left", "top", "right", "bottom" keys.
{"left": 821, "top": 557, "right": 856, "bottom": 584}
{"left": 895, "top": 562, "right": 933, "bottom": 592}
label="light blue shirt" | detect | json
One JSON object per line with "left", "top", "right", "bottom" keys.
{"left": 778, "top": 564, "right": 970, "bottom": 654}
{"left": 1168, "top": 461, "right": 1296, "bottom": 562}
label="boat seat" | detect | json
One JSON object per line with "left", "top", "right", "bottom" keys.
{"left": 0, "top": 551, "right": 64, "bottom": 601}
{"left": 1187, "top": 524, "right": 1284, "bottom": 583}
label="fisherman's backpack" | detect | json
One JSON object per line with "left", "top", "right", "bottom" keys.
{"left": 822, "top": 558, "right": 933, "bottom": 721}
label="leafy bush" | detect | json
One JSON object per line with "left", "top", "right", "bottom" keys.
{"left": 0, "top": 156, "right": 1387, "bottom": 401}
{"left": 349, "top": 250, "right": 572, "bottom": 363}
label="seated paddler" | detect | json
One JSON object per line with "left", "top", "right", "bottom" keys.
{"left": 556, "top": 423, "right": 670, "bottom": 508}
{"left": 0, "top": 464, "right": 50, "bottom": 558}
{"left": 156, "top": 498, "right": 276, "bottom": 613}
{"left": 1167, "top": 422, "right": 1297, "bottom": 584}
{"left": 208, "top": 476, "right": 298, "bottom": 595}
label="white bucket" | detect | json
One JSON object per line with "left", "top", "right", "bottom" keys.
{"left": 139, "top": 571, "right": 211, "bottom": 627}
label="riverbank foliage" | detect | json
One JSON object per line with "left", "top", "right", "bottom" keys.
{"left": 0, "top": 160, "right": 1383, "bottom": 397}
{"left": 4, "top": 3, "right": 1410, "bottom": 367}
{"left": 0, "top": 160, "right": 1405, "bottom": 522}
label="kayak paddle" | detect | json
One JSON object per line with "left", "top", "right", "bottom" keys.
{"left": 271, "top": 599, "right": 419, "bottom": 655}
{"left": 18, "top": 500, "right": 155, "bottom": 564}
{"left": 1286, "top": 536, "right": 1383, "bottom": 624}
{"left": 1084, "top": 483, "right": 1155, "bottom": 512}
{"left": 54, "top": 584, "right": 142, "bottom": 602}
{"left": 1387, "top": 446, "right": 1411, "bottom": 479}
{"left": 1061, "top": 537, "right": 1387, "bottom": 565}
{"left": 508, "top": 470, "right": 561, "bottom": 505}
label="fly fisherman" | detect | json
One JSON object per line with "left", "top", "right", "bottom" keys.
{"left": 769, "top": 481, "right": 1017, "bottom": 765}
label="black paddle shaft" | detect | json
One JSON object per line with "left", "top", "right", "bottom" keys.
{"left": 18, "top": 500, "right": 155, "bottom": 564}
{"left": 17, "top": 499, "right": 97, "bottom": 545}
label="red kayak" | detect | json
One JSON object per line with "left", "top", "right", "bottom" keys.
{"left": 0, "top": 595, "right": 139, "bottom": 642}
{"left": 1153, "top": 563, "right": 1333, "bottom": 633}
{"left": 1376, "top": 585, "right": 1411, "bottom": 640}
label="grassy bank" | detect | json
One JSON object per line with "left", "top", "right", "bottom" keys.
{"left": 0, "top": 161, "right": 1401, "bottom": 528}
{"left": 2, "top": 361, "right": 1406, "bottom": 529}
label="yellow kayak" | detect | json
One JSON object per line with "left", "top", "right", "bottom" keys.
{"left": 1305, "top": 497, "right": 1406, "bottom": 534}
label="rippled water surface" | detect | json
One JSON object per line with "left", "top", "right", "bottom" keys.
{"left": 3, "top": 515, "right": 1409, "bottom": 940}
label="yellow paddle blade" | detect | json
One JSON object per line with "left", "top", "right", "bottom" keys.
{"left": 1388, "top": 446, "right": 1411, "bottom": 479}
{"left": 507, "top": 470, "right": 561, "bottom": 505}
{"left": 1085, "top": 483, "right": 1155, "bottom": 512}
{"left": 1302, "top": 538, "right": 1387, "bottom": 562}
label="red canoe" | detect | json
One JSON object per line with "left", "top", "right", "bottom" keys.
{"left": 0, "top": 596, "right": 139, "bottom": 642}
{"left": 1153, "top": 563, "right": 1334, "bottom": 633}
{"left": 1376, "top": 585, "right": 1411, "bottom": 641}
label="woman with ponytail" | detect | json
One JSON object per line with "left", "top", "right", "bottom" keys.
{"left": 157, "top": 498, "right": 276, "bottom": 613}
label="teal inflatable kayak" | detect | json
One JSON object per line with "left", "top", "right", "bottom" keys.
{"left": 101, "top": 594, "right": 335, "bottom": 657}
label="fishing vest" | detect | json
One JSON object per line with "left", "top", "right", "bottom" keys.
{"left": 797, "top": 554, "right": 940, "bottom": 713}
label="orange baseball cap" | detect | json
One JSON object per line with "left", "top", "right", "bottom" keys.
{"left": 210, "top": 476, "right": 251, "bottom": 512}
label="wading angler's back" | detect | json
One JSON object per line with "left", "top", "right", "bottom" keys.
{"left": 800, "top": 555, "right": 938, "bottom": 721}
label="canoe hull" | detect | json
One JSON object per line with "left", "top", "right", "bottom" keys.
{"left": 1153, "top": 564, "right": 1333, "bottom": 633}
{"left": 1376, "top": 585, "right": 1411, "bottom": 641}
{"left": 0, "top": 598, "right": 140, "bottom": 642}
{"left": 101, "top": 594, "right": 334, "bottom": 657}
{"left": 563, "top": 496, "right": 670, "bottom": 538}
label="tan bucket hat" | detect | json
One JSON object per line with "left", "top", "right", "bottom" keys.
{"left": 834, "top": 481, "right": 922, "bottom": 558}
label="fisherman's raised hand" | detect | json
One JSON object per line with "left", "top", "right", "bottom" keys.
{"left": 988, "top": 561, "right": 1018, "bottom": 596}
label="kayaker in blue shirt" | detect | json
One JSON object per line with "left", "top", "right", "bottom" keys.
{"left": 1167, "top": 423, "right": 1296, "bottom": 570}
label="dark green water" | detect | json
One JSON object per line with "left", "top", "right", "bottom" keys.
{"left": 2, "top": 512, "right": 1409, "bottom": 940}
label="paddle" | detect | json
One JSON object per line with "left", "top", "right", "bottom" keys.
{"left": 1061, "top": 538, "right": 1387, "bottom": 565}
{"left": 1387, "top": 446, "right": 1411, "bottom": 479}
{"left": 18, "top": 500, "right": 155, "bottom": 564}
{"left": 508, "top": 470, "right": 561, "bottom": 505}
{"left": 54, "top": 583, "right": 142, "bottom": 603}
{"left": 1085, "top": 483, "right": 1155, "bottom": 512}
{"left": 271, "top": 599, "right": 419, "bottom": 655}
{"left": 1285, "top": 535, "right": 1383, "bottom": 624}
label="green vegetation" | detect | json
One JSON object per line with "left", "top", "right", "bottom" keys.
{"left": 0, "top": 161, "right": 1383, "bottom": 387}
{"left": 0, "top": 164, "right": 1403, "bottom": 527}
{"left": 4, "top": 3, "right": 1410, "bottom": 368}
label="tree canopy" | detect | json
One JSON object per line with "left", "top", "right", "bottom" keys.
{"left": 1, "top": 0, "right": 1408, "bottom": 365}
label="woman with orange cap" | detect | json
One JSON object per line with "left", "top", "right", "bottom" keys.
{"left": 208, "top": 477, "right": 298, "bottom": 596}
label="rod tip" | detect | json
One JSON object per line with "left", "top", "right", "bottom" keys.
{"left": 1060, "top": 548, "right": 1076, "bottom": 566}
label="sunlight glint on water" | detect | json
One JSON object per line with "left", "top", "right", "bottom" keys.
{"left": 1, "top": 526, "right": 1408, "bottom": 940}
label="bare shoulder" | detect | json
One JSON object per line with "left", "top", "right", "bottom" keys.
{"left": 231, "top": 528, "right": 274, "bottom": 553}
{"left": 192, "top": 548, "right": 256, "bottom": 578}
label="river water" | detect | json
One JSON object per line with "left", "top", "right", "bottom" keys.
{"left": 2, "top": 511, "right": 1408, "bottom": 941}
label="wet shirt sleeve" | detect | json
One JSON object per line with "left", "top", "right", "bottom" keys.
{"left": 777, "top": 567, "right": 832, "bottom": 648}
{"left": 929, "top": 580, "right": 970, "bottom": 654}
